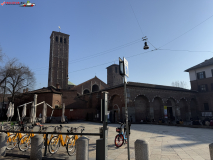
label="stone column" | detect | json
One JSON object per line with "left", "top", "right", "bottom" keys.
{"left": 0, "top": 132, "right": 7, "bottom": 158}
{"left": 135, "top": 139, "right": 149, "bottom": 160}
{"left": 76, "top": 137, "right": 89, "bottom": 160}
{"left": 30, "top": 135, "right": 43, "bottom": 160}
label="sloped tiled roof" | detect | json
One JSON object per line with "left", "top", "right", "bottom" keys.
{"left": 185, "top": 57, "right": 213, "bottom": 72}
{"left": 103, "top": 81, "right": 196, "bottom": 93}
{"left": 22, "top": 86, "right": 61, "bottom": 95}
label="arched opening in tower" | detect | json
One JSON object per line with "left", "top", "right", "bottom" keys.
{"left": 92, "top": 84, "right": 99, "bottom": 92}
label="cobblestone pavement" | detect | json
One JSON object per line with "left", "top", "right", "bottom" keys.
{"left": 3, "top": 122, "right": 213, "bottom": 160}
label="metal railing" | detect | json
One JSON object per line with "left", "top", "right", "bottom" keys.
{"left": 0, "top": 129, "right": 102, "bottom": 156}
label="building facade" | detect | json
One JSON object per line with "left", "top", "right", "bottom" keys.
{"left": 185, "top": 58, "right": 213, "bottom": 117}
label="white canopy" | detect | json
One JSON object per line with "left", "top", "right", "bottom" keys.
{"left": 11, "top": 103, "right": 14, "bottom": 118}
{"left": 6, "top": 102, "right": 12, "bottom": 118}
{"left": 30, "top": 102, "right": 35, "bottom": 123}
{"left": 61, "top": 103, "right": 65, "bottom": 123}
{"left": 22, "top": 104, "right": 27, "bottom": 120}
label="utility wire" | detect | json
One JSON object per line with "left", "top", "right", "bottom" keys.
{"left": 158, "top": 14, "right": 213, "bottom": 49}
{"left": 128, "top": 0, "right": 157, "bottom": 49}
{"left": 36, "top": 49, "right": 158, "bottom": 75}
{"left": 159, "top": 48, "right": 213, "bottom": 53}
{"left": 32, "top": 39, "right": 142, "bottom": 72}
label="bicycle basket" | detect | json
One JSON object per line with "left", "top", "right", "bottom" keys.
{"left": 116, "top": 128, "right": 121, "bottom": 133}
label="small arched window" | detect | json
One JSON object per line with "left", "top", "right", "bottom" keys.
{"left": 92, "top": 84, "right": 99, "bottom": 92}
{"left": 83, "top": 89, "right": 90, "bottom": 94}
{"left": 64, "top": 38, "right": 66, "bottom": 43}
{"left": 56, "top": 36, "right": 58, "bottom": 42}
{"left": 60, "top": 37, "right": 62, "bottom": 43}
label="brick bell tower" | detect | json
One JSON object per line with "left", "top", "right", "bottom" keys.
{"left": 48, "top": 31, "right": 70, "bottom": 89}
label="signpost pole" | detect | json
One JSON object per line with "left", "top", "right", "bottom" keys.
{"left": 124, "top": 76, "right": 130, "bottom": 160}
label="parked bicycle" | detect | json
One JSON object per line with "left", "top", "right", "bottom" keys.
{"left": 66, "top": 126, "right": 85, "bottom": 156}
{"left": 48, "top": 125, "right": 73, "bottom": 154}
{"left": 6, "top": 123, "right": 27, "bottom": 150}
{"left": 114, "top": 122, "right": 130, "bottom": 148}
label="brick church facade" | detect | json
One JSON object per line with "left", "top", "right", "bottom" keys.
{"left": 10, "top": 31, "right": 213, "bottom": 123}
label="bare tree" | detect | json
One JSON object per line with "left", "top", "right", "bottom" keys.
{"left": 6, "top": 62, "right": 35, "bottom": 103}
{"left": 171, "top": 81, "right": 188, "bottom": 89}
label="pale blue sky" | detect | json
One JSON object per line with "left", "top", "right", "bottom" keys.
{"left": 1, "top": 0, "right": 213, "bottom": 90}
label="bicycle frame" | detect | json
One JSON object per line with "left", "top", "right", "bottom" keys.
{"left": 56, "top": 134, "right": 71, "bottom": 147}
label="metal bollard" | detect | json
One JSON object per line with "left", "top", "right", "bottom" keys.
{"left": 96, "top": 139, "right": 104, "bottom": 160}
{"left": 0, "top": 132, "right": 7, "bottom": 158}
{"left": 30, "top": 135, "right": 43, "bottom": 160}
{"left": 209, "top": 143, "right": 213, "bottom": 160}
{"left": 135, "top": 139, "right": 149, "bottom": 160}
{"left": 76, "top": 137, "right": 89, "bottom": 160}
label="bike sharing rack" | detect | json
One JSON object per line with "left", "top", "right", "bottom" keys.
{"left": 0, "top": 92, "right": 109, "bottom": 160}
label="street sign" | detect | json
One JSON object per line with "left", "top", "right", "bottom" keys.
{"left": 123, "top": 57, "right": 129, "bottom": 77}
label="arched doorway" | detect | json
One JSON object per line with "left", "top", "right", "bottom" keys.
{"left": 109, "top": 95, "right": 121, "bottom": 123}
{"left": 166, "top": 98, "right": 176, "bottom": 121}
{"left": 179, "top": 98, "right": 188, "bottom": 121}
{"left": 134, "top": 95, "right": 150, "bottom": 122}
{"left": 113, "top": 104, "right": 120, "bottom": 123}
{"left": 153, "top": 97, "right": 163, "bottom": 121}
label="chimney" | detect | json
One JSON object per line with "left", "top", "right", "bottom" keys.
{"left": 23, "top": 89, "right": 25, "bottom": 93}
{"left": 56, "top": 83, "right": 60, "bottom": 89}
{"left": 26, "top": 88, "right": 28, "bottom": 92}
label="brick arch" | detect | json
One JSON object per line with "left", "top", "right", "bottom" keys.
{"left": 134, "top": 94, "right": 151, "bottom": 102}
{"left": 152, "top": 96, "right": 164, "bottom": 103}
{"left": 178, "top": 98, "right": 188, "bottom": 121}
{"left": 165, "top": 97, "right": 177, "bottom": 105}
{"left": 177, "top": 97, "right": 188, "bottom": 103}
{"left": 152, "top": 97, "right": 164, "bottom": 121}
{"left": 165, "top": 97, "right": 177, "bottom": 121}
{"left": 83, "top": 88, "right": 90, "bottom": 94}
{"left": 134, "top": 95, "right": 150, "bottom": 122}
{"left": 108, "top": 94, "right": 122, "bottom": 111}
{"left": 109, "top": 95, "right": 122, "bottom": 122}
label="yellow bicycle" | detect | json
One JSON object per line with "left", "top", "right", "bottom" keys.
{"left": 66, "top": 126, "right": 85, "bottom": 156}
{"left": 6, "top": 124, "right": 26, "bottom": 150}
{"left": 18, "top": 126, "right": 35, "bottom": 151}
{"left": 18, "top": 125, "right": 56, "bottom": 151}
{"left": 48, "top": 125, "right": 74, "bottom": 154}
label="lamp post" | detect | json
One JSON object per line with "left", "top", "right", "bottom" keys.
{"left": 119, "top": 57, "right": 130, "bottom": 160}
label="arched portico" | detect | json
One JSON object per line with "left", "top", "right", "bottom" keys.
{"left": 152, "top": 97, "right": 164, "bottom": 121}
{"left": 166, "top": 98, "right": 176, "bottom": 121}
{"left": 134, "top": 95, "right": 150, "bottom": 122}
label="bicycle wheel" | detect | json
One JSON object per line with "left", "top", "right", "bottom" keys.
{"left": 18, "top": 135, "right": 31, "bottom": 151}
{"left": 48, "top": 136, "right": 60, "bottom": 154}
{"left": 115, "top": 134, "right": 124, "bottom": 147}
{"left": 7, "top": 134, "right": 18, "bottom": 150}
{"left": 66, "top": 136, "right": 76, "bottom": 156}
